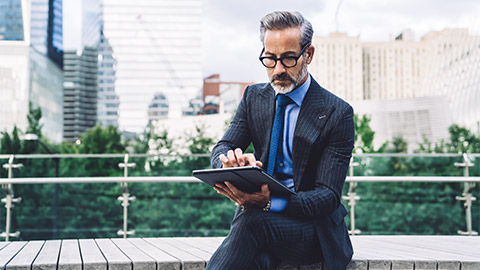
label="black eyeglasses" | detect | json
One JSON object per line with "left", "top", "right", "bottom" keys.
{"left": 259, "top": 44, "right": 310, "bottom": 68}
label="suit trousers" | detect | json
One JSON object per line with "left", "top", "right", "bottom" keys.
{"left": 205, "top": 208, "right": 323, "bottom": 270}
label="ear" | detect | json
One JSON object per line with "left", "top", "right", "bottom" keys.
{"left": 305, "top": 45, "right": 315, "bottom": 64}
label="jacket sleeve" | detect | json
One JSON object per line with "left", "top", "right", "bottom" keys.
{"left": 211, "top": 86, "right": 253, "bottom": 169}
{"left": 283, "top": 105, "right": 355, "bottom": 218}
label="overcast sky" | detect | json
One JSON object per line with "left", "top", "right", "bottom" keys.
{"left": 202, "top": 0, "right": 480, "bottom": 82}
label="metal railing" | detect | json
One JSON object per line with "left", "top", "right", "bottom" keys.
{"left": 1, "top": 153, "right": 479, "bottom": 240}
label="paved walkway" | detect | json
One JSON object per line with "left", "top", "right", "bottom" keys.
{"left": 0, "top": 236, "right": 478, "bottom": 270}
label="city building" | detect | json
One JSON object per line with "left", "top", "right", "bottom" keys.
{"left": 420, "top": 29, "right": 480, "bottom": 135}
{"left": 199, "top": 74, "right": 253, "bottom": 115}
{"left": 311, "top": 28, "right": 480, "bottom": 149}
{"left": 62, "top": 0, "right": 102, "bottom": 141}
{"left": 147, "top": 92, "right": 169, "bottom": 125}
{"left": 0, "top": 0, "right": 63, "bottom": 143}
{"left": 101, "top": 0, "right": 203, "bottom": 133}
{"left": 362, "top": 36, "right": 426, "bottom": 101}
{"left": 97, "top": 29, "right": 119, "bottom": 127}
{"left": 63, "top": 47, "right": 98, "bottom": 141}
{"left": 352, "top": 96, "right": 452, "bottom": 151}
{"left": 309, "top": 33, "right": 363, "bottom": 101}
{"left": 30, "top": 0, "right": 63, "bottom": 68}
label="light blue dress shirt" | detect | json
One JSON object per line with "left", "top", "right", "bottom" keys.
{"left": 270, "top": 74, "right": 311, "bottom": 212}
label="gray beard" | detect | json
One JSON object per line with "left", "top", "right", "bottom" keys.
{"left": 270, "top": 62, "right": 308, "bottom": 94}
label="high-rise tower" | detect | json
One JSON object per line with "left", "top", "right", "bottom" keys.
{"left": 101, "top": 0, "right": 203, "bottom": 133}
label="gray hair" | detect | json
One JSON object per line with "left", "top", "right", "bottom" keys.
{"left": 259, "top": 11, "right": 314, "bottom": 48}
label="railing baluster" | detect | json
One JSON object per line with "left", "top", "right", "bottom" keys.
{"left": 117, "top": 154, "right": 136, "bottom": 238}
{"left": 1, "top": 155, "right": 22, "bottom": 241}
{"left": 455, "top": 153, "right": 478, "bottom": 236}
{"left": 343, "top": 158, "right": 360, "bottom": 235}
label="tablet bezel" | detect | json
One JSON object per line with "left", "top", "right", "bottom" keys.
{"left": 192, "top": 166, "right": 295, "bottom": 195}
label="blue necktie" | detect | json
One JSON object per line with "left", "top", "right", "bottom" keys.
{"left": 267, "top": 94, "right": 293, "bottom": 176}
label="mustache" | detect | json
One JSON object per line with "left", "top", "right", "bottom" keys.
{"left": 271, "top": 73, "right": 294, "bottom": 83}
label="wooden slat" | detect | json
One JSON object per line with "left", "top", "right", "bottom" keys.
{"left": 176, "top": 237, "right": 221, "bottom": 254}
{"left": 353, "top": 236, "right": 480, "bottom": 270}
{"left": 0, "top": 242, "right": 11, "bottom": 251}
{"left": 5, "top": 241, "right": 44, "bottom": 270}
{"left": 436, "top": 261, "right": 460, "bottom": 270}
{"left": 94, "top": 239, "right": 131, "bottom": 270}
{"left": 127, "top": 239, "right": 180, "bottom": 270}
{"left": 159, "top": 238, "right": 212, "bottom": 262}
{"left": 111, "top": 239, "right": 155, "bottom": 270}
{"left": 462, "top": 261, "right": 480, "bottom": 270}
{"left": 346, "top": 257, "right": 369, "bottom": 270}
{"left": 352, "top": 238, "right": 423, "bottom": 270}
{"left": 32, "top": 240, "right": 61, "bottom": 270}
{"left": 58, "top": 240, "right": 82, "bottom": 270}
{"left": 144, "top": 238, "right": 205, "bottom": 270}
{"left": 78, "top": 239, "right": 107, "bottom": 270}
{"left": 0, "top": 242, "right": 28, "bottom": 268}
{"left": 413, "top": 261, "right": 437, "bottom": 270}
{"left": 352, "top": 236, "right": 477, "bottom": 270}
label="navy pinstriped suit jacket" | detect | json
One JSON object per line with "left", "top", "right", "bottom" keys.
{"left": 211, "top": 77, "right": 354, "bottom": 270}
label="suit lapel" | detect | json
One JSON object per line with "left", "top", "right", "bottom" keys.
{"left": 292, "top": 79, "right": 333, "bottom": 190}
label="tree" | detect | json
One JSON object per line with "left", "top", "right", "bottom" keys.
{"left": 26, "top": 102, "right": 43, "bottom": 137}
{"left": 0, "top": 126, "right": 22, "bottom": 155}
{"left": 417, "top": 124, "right": 480, "bottom": 154}
{"left": 354, "top": 114, "right": 375, "bottom": 153}
{"left": 446, "top": 124, "right": 480, "bottom": 153}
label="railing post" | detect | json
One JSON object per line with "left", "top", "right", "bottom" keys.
{"left": 455, "top": 153, "right": 478, "bottom": 236}
{"left": 1, "top": 155, "right": 22, "bottom": 241}
{"left": 117, "top": 154, "right": 136, "bottom": 238}
{"left": 343, "top": 158, "right": 360, "bottom": 235}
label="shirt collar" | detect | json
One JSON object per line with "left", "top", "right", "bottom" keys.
{"left": 283, "top": 73, "right": 310, "bottom": 107}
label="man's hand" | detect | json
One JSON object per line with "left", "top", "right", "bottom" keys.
{"left": 219, "top": 148, "right": 263, "bottom": 168}
{"left": 214, "top": 182, "right": 270, "bottom": 209}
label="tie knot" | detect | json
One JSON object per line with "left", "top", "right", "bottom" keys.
{"left": 276, "top": 94, "right": 293, "bottom": 108}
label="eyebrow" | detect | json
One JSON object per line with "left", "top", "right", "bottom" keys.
{"left": 264, "top": 50, "right": 298, "bottom": 57}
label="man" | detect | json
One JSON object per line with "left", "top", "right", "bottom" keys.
{"left": 206, "top": 11, "right": 354, "bottom": 270}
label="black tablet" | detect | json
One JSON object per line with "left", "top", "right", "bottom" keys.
{"left": 192, "top": 166, "right": 295, "bottom": 195}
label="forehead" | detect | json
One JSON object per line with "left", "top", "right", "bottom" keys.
{"left": 264, "top": 27, "right": 302, "bottom": 53}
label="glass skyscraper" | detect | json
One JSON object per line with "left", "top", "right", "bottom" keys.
{"left": 97, "top": 29, "right": 120, "bottom": 127}
{"left": 101, "top": 0, "right": 203, "bottom": 133}
{"left": 30, "top": 0, "right": 63, "bottom": 68}
{"left": 0, "top": 0, "right": 64, "bottom": 142}
{"left": 0, "top": 0, "right": 24, "bottom": 41}
{"left": 62, "top": 0, "right": 102, "bottom": 141}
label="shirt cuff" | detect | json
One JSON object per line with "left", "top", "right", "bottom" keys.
{"left": 269, "top": 196, "right": 288, "bottom": 212}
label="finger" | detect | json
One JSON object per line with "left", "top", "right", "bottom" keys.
{"left": 227, "top": 150, "right": 238, "bottom": 167}
{"left": 219, "top": 154, "right": 232, "bottom": 168}
{"left": 225, "top": 181, "right": 244, "bottom": 197}
{"left": 214, "top": 186, "right": 236, "bottom": 202}
{"left": 223, "top": 184, "right": 243, "bottom": 205}
{"left": 244, "top": 154, "right": 255, "bottom": 166}
{"left": 216, "top": 183, "right": 240, "bottom": 202}
{"left": 234, "top": 148, "right": 245, "bottom": 166}
{"left": 261, "top": 184, "right": 270, "bottom": 194}
{"left": 256, "top": 161, "right": 263, "bottom": 167}
{"left": 215, "top": 183, "right": 230, "bottom": 194}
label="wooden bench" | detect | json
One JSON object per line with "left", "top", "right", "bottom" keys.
{"left": 0, "top": 236, "right": 477, "bottom": 270}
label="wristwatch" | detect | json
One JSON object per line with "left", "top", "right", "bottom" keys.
{"left": 262, "top": 200, "right": 271, "bottom": 212}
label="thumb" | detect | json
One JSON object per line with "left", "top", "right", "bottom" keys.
{"left": 261, "top": 184, "right": 269, "bottom": 193}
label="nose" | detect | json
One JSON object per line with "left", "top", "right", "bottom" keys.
{"left": 273, "top": 60, "right": 286, "bottom": 74}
